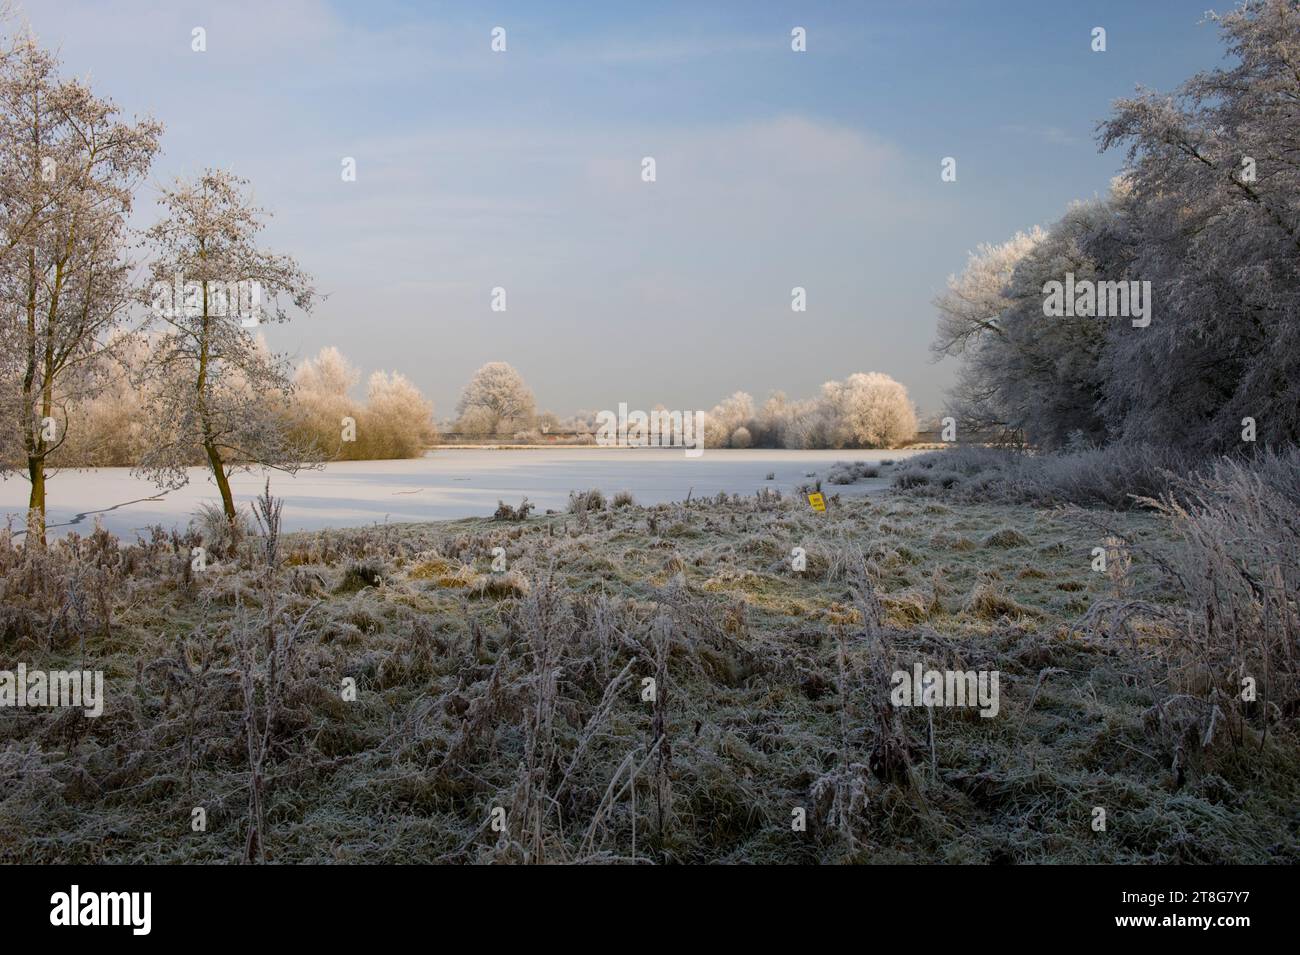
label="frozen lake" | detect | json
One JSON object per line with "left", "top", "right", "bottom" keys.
{"left": 0, "top": 448, "right": 923, "bottom": 539}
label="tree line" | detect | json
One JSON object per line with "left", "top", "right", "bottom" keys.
{"left": 446, "top": 361, "right": 919, "bottom": 450}
{"left": 936, "top": 1, "right": 1300, "bottom": 457}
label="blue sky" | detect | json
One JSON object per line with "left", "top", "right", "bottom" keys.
{"left": 21, "top": 0, "right": 1226, "bottom": 417}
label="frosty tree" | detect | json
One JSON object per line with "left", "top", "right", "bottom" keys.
{"left": 929, "top": 1, "right": 1300, "bottom": 454}
{"left": 940, "top": 194, "right": 1127, "bottom": 448}
{"left": 0, "top": 37, "right": 161, "bottom": 543}
{"left": 1097, "top": 0, "right": 1300, "bottom": 451}
{"left": 455, "top": 361, "right": 534, "bottom": 434}
{"left": 704, "top": 391, "right": 755, "bottom": 448}
{"left": 818, "top": 372, "right": 917, "bottom": 449}
{"left": 932, "top": 228, "right": 1045, "bottom": 360}
{"left": 138, "top": 170, "right": 316, "bottom": 525}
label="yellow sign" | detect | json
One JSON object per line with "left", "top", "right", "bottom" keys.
{"left": 808, "top": 492, "right": 826, "bottom": 512}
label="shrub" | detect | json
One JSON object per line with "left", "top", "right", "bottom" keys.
{"left": 1081, "top": 448, "right": 1300, "bottom": 770}
{"left": 356, "top": 371, "right": 436, "bottom": 459}
{"left": 290, "top": 348, "right": 435, "bottom": 460}
{"left": 190, "top": 502, "right": 252, "bottom": 559}
{"left": 568, "top": 489, "right": 606, "bottom": 514}
{"left": 493, "top": 498, "right": 535, "bottom": 521}
{"left": 890, "top": 444, "right": 1189, "bottom": 509}
{"left": 336, "top": 560, "right": 384, "bottom": 593}
{"left": 982, "top": 528, "right": 1030, "bottom": 548}
{"left": 827, "top": 461, "right": 881, "bottom": 485}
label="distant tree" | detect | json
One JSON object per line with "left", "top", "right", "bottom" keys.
{"left": 818, "top": 372, "right": 917, "bottom": 448}
{"left": 567, "top": 409, "right": 599, "bottom": 434}
{"left": 292, "top": 346, "right": 360, "bottom": 457}
{"left": 456, "top": 405, "right": 498, "bottom": 437}
{"left": 753, "top": 391, "right": 791, "bottom": 447}
{"left": 704, "top": 391, "right": 755, "bottom": 448}
{"left": 775, "top": 396, "right": 830, "bottom": 450}
{"left": 357, "top": 370, "right": 435, "bottom": 458}
{"left": 138, "top": 170, "right": 316, "bottom": 525}
{"left": 50, "top": 332, "right": 155, "bottom": 467}
{"left": 704, "top": 380, "right": 918, "bottom": 450}
{"left": 455, "top": 361, "right": 534, "bottom": 434}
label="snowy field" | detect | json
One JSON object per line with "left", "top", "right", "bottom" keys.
{"left": 0, "top": 448, "right": 924, "bottom": 539}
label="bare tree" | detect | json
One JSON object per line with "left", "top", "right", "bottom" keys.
{"left": 138, "top": 170, "right": 316, "bottom": 525}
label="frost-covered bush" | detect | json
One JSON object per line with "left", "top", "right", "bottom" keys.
{"left": 568, "top": 488, "right": 606, "bottom": 513}
{"left": 826, "top": 461, "right": 880, "bottom": 485}
{"left": 1090, "top": 448, "right": 1300, "bottom": 764}
{"left": 190, "top": 501, "right": 252, "bottom": 558}
{"left": 890, "top": 444, "right": 1190, "bottom": 509}
{"left": 291, "top": 346, "right": 360, "bottom": 455}
{"left": 356, "top": 371, "right": 436, "bottom": 459}
{"left": 290, "top": 348, "right": 434, "bottom": 460}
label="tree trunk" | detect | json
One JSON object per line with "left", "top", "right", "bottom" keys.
{"left": 204, "top": 438, "right": 237, "bottom": 523}
{"left": 26, "top": 455, "right": 45, "bottom": 545}
{"left": 195, "top": 268, "right": 236, "bottom": 525}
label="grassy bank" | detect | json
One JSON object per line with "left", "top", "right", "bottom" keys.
{"left": 1, "top": 475, "right": 1296, "bottom": 863}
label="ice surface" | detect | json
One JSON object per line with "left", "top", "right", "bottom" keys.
{"left": 0, "top": 448, "right": 921, "bottom": 538}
